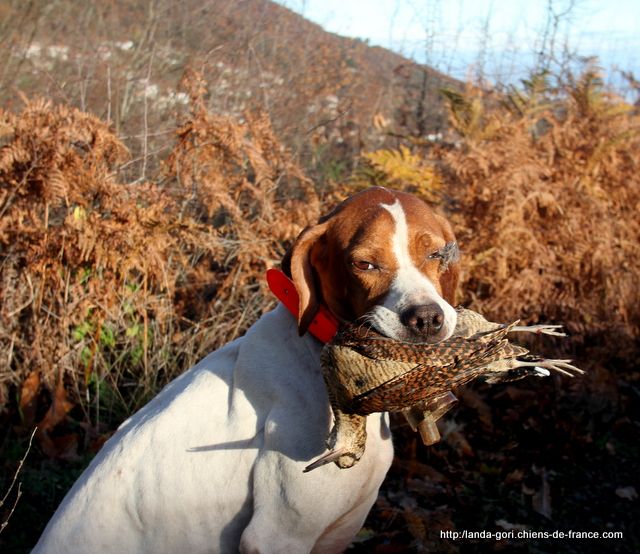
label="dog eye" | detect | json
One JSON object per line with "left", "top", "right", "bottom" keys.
{"left": 427, "top": 242, "right": 460, "bottom": 270}
{"left": 352, "top": 260, "right": 376, "bottom": 271}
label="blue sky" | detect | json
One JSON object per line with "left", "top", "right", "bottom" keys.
{"left": 275, "top": 0, "right": 639, "bottom": 90}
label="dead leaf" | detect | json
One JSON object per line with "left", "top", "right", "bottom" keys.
{"left": 505, "top": 469, "right": 525, "bottom": 484}
{"left": 406, "top": 478, "right": 447, "bottom": 496}
{"left": 39, "top": 432, "right": 80, "bottom": 461}
{"left": 19, "top": 371, "right": 41, "bottom": 427}
{"left": 615, "top": 486, "right": 638, "bottom": 501}
{"left": 394, "top": 459, "right": 448, "bottom": 483}
{"left": 532, "top": 467, "right": 553, "bottom": 519}
{"left": 38, "top": 380, "right": 74, "bottom": 434}
{"left": 501, "top": 386, "right": 537, "bottom": 402}
{"left": 445, "top": 430, "right": 474, "bottom": 457}
{"left": 401, "top": 498, "right": 427, "bottom": 543}
{"left": 458, "top": 388, "right": 493, "bottom": 430}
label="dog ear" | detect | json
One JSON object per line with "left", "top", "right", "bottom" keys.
{"left": 281, "top": 222, "right": 329, "bottom": 336}
{"left": 434, "top": 215, "right": 460, "bottom": 305}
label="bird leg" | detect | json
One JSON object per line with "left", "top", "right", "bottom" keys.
{"left": 510, "top": 324, "right": 567, "bottom": 337}
{"left": 516, "top": 358, "right": 584, "bottom": 377}
{"left": 304, "top": 409, "right": 367, "bottom": 472}
{"left": 483, "top": 356, "right": 584, "bottom": 383}
{"left": 417, "top": 413, "right": 441, "bottom": 445}
{"left": 402, "top": 392, "right": 458, "bottom": 446}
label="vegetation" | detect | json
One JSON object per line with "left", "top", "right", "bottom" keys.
{"left": 0, "top": 1, "right": 638, "bottom": 552}
{"left": 444, "top": 69, "right": 639, "bottom": 356}
{"left": 353, "top": 69, "right": 640, "bottom": 552}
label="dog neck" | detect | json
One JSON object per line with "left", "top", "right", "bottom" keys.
{"left": 266, "top": 268, "right": 338, "bottom": 343}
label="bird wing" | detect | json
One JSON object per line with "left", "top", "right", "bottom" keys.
{"left": 335, "top": 322, "right": 517, "bottom": 366}
{"left": 351, "top": 336, "right": 515, "bottom": 414}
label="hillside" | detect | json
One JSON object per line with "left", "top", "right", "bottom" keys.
{"left": 0, "top": 0, "right": 457, "bottom": 180}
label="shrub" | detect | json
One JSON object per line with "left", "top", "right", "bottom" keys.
{"left": 439, "top": 69, "right": 640, "bottom": 356}
{"left": 0, "top": 74, "right": 319, "bottom": 452}
{"left": 352, "top": 68, "right": 640, "bottom": 358}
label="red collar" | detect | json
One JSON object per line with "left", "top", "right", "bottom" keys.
{"left": 266, "top": 269, "right": 339, "bottom": 343}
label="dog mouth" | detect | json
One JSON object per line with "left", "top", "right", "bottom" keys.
{"left": 345, "top": 318, "right": 381, "bottom": 336}
{"left": 349, "top": 304, "right": 456, "bottom": 344}
{"left": 362, "top": 316, "right": 453, "bottom": 344}
{"left": 396, "top": 330, "right": 450, "bottom": 344}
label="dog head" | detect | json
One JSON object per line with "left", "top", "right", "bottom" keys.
{"left": 282, "top": 187, "right": 460, "bottom": 343}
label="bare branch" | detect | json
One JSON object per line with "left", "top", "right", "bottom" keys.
{"left": 0, "top": 427, "right": 36, "bottom": 535}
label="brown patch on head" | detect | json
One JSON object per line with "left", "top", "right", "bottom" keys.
{"left": 282, "top": 187, "right": 459, "bottom": 334}
{"left": 311, "top": 196, "right": 397, "bottom": 322}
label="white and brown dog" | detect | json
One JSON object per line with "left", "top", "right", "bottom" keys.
{"left": 34, "top": 187, "right": 460, "bottom": 553}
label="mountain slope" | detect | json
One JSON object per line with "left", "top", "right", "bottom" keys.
{"left": 0, "top": 0, "right": 458, "bottom": 172}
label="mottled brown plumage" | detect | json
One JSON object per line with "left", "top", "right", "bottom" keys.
{"left": 305, "top": 308, "right": 583, "bottom": 472}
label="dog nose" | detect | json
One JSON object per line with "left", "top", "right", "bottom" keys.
{"left": 400, "top": 304, "right": 444, "bottom": 337}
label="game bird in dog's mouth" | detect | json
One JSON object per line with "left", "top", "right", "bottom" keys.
{"left": 306, "top": 307, "right": 583, "bottom": 472}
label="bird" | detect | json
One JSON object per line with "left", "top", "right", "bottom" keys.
{"left": 304, "top": 307, "right": 583, "bottom": 472}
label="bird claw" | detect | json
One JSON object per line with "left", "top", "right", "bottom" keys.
{"left": 512, "top": 324, "right": 567, "bottom": 337}
{"left": 533, "top": 367, "right": 551, "bottom": 376}
{"left": 541, "top": 359, "right": 584, "bottom": 376}
{"left": 523, "top": 358, "right": 584, "bottom": 377}
{"left": 304, "top": 448, "right": 359, "bottom": 472}
{"left": 304, "top": 413, "right": 367, "bottom": 472}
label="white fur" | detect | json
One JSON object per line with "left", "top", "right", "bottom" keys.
{"left": 370, "top": 199, "right": 457, "bottom": 340}
{"left": 33, "top": 305, "right": 393, "bottom": 554}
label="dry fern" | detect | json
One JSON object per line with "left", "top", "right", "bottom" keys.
{"left": 0, "top": 75, "right": 320, "bottom": 449}
{"left": 343, "top": 67, "right": 639, "bottom": 359}
{"left": 437, "top": 68, "right": 640, "bottom": 356}
{"left": 351, "top": 145, "right": 441, "bottom": 203}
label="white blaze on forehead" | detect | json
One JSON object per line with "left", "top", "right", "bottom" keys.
{"left": 380, "top": 199, "right": 444, "bottom": 308}
{"left": 383, "top": 199, "right": 418, "bottom": 295}
{"left": 369, "top": 198, "right": 457, "bottom": 340}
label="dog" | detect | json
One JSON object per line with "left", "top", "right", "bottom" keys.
{"left": 33, "top": 187, "right": 460, "bottom": 553}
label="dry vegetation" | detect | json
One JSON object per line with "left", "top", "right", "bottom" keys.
{"left": 0, "top": 71, "right": 319, "bottom": 460}
{"left": 0, "top": 2, "right": 638, "bottom": 549}
{"left": 348, "top": 69, "right": 640, "bottom": 552}
{"left": 0, "top": 0, "right": 453, "bottom": 188}
{"left": 1, "top": 62, "right": 638, "bottom": 550}
{"left": 352, "top": 69, "right": 640, "bottom": 361}
{"left": 439, "top": 70, "right": 640, "bottom": 357}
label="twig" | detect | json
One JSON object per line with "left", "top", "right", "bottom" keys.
{"left": 7, "top": 273, "right": 35, "bottom": 317}
{"left": 106, "top": 64, "right": 112, "bottom": 125}
{"left": 0, "top": 427, "right": 36, "bottom": 535}
{"left": 305, "top": 100, "right": 353, "bottom": 136}
{"left": 139, "top": 45, "right": 156, "bottom": 183}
